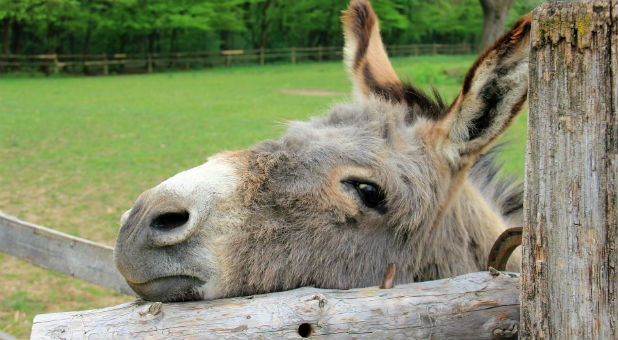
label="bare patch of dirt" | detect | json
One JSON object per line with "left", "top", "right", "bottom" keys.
{"left": 279, "top": 89, "right": 347, "bottom": 96}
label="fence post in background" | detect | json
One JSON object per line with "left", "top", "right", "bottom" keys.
{"left": 0, "top": 43, "right": 484, "bottom": 76}
{"left": 82, "top": 55, "right": 88, "bottom": 75}
{"left": 183, "top": 53, "right": 189, "bottom": 69}
{"left": 52, "top": 54, "right": 59, "bottom": 74}
{"left": 147, "top": 53, "right": 153, "bottom": 73}
{"left": 260, "top": 47, "right": 265, "bottom": 66}
{"left": 103, "top": 54, "right": 109, "bottom": 75}
{"left": 521, "top": 1, "right": 617, "bottom": 339}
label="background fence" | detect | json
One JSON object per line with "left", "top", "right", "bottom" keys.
{"left": 0, "top": 43, "right": 474, "bottom": 75}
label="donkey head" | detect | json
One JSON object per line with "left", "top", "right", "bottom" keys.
{"left": 114, "top": 0, "right": 531, "bottom": 302}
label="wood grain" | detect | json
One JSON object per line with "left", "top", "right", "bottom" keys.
{"left": 31, "top": 271, "right": 519, "bottom": 340}
{"left": 522, "top": 1, "right": 617, "bottom": 338}
{"left": 0, "top": 211, "right": 134, "bottom": 296}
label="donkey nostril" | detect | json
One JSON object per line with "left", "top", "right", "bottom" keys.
{"left": 150, "top": 211, "right": 190, "bottom": 231}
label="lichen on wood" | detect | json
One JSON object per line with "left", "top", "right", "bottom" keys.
{"left": 531, "top": 2, "right": 611, "bottom": 53}
{"left": 522, "top": 1, "right": 617, "bottom": 339}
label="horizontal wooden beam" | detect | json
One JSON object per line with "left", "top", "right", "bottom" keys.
{"left": 0, "top": 211, "right": 134, "bottom": 296}
{"left": 31, "top": 271, "right": 520, "bottom": 340}
{"left": 0, "top": 329, "right": 21, "bottom": 340}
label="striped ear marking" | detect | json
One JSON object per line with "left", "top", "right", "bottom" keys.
{"left": 439, "top": 13, "right": 531, "bottom": 167}
{"left": 342, "top": 0, "right": 446, "bottom": 121}
{"left": 342, "top": 0, "right": 403, "bottom": 102}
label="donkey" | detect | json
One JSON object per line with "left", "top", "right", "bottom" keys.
{"left": 114, "top": 0, "right": 531, "bottom": 302}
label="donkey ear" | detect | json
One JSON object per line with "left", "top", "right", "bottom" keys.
{"left": 342, "top": 0, "right": 404, "bottom": 103}
{"left": 437, "top": 14, "right": 531, "bottom": 168}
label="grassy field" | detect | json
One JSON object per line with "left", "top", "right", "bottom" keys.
{"left": 0, "top": 55, "right": 527, "bottom": 338}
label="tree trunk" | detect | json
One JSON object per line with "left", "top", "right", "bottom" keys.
{"left": 220, "top": 30, "right": 232, "bottom": 50}
{"left": 1, "top": 17, "right": 10, "bottom": 73}
{"left": 169, "top": 28, "right": 177, "bottom": 53}
{"left": 148, "top": 30, "right": 156, "bottom": 54}
{"left": 119, "top": 33, "right": 127, "bottom": 53}
{"left": 521, "top": 1, "right": 617, "bottom": 339}
{"left": 10, "top": 20, "right": 21, "bottom": 55}
{"left": 82, "top": 23, "right": 92, "bottom": 74}
{"left": 2, "top": 17, "right": 10, "bottom": 55}
{"left": 44, "top": 22, "right": 56, "bottom": 75}
{"left": 478, "top": 0, "right": 515, "bottom": 51}
{"left": 260, "top": 0, "right": 272, "bottom": 49}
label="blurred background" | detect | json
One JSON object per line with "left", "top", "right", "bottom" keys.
{"left": 0, "top": 0, "right": 539, "bottom": 57}
{"left": 0, "top": 0, "right": 543, "bottom": 338}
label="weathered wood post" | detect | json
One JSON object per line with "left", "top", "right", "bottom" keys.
{"left": 522, "top": 1, "right": 617, "bottom": 339}
{"left": 183, "top": 53, "right": 189, "bottom": 69}
{"left": 291, "top": 46, "right": 296, "bottom": 64}
{"left": 52, "top": 54, "right": 59, "bottom": 74}
{"left": 260, "top": 47, "right": 265, "bottom": 65}
{"left": 103, "top": 54, "right": 109, "bottom": 76}
{"left": 147, "top": 53, "right": 153, "bottom": 73}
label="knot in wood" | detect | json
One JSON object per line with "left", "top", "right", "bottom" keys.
{"left": 139, "top": 302, "right": 163, "bottom": 317}
{"left": 311, "top": 294, "right": 327, "bottom": 308}
{"left": 493, "top": 322, "right": 518, "bottom": 338}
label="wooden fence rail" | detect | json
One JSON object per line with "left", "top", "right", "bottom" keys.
{"left": 2, "top": 2, "right": 616, "bottom": 339}
{"left": 30, "top": 271, "right": 520, "bottom": 340}
{"left": 0, "top": 211, "right": 134, "bottom": 296}
{"left": 0, "top": 43, "right": 473, "bottom": 75}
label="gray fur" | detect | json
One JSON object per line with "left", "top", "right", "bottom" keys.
{"left": 114, "top": 1, "right": 529, "bottom": 302}
{"left": 216, "top": 100, "right": 522, "bottom": 298}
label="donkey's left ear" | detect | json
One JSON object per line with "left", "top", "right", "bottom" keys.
{"left": 342, "top": 0, "right": 404, "bottom": 103}
{"left": 436, "top": 14, "right": 531, "bottom": 168}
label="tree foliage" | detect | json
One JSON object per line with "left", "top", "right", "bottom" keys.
{"left": 0, "top": 0, "right": 544, "bottom": 55}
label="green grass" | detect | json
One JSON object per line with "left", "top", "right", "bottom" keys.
{"left": 0, "top": 55, "right": 527, "bottom": 338}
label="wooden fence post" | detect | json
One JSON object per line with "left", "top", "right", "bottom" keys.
{"left": 291, "top": 47, "right": 296, "bottom": 64}
{"left": 183, "top": 53, "right": 189, "bottom": 69}
{"left": 52, "top": 54, "right": 59, "bottom": 74}
{"left": 522, "top": 1, "right": 617, "bottom": 339}
{"left": 147, "top": 53, "right": 153, "bottom": 73}
{"left": 103, "top": 54, "right": 109, "bottom": 76}
{"left": 259, "top": 47, "right": 265, "bottom": 65}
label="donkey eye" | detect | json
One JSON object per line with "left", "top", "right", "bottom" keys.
{"left": 343, "top": 180, "right": 387, "bottom": 214}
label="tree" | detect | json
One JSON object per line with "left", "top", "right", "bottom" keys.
{"left": 478, "top": 0, "right": 515, "bottom": 51}
{"left": 0, "top": 0, "right": 45, "bottom": 55}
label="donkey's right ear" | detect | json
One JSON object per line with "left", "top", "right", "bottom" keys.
{"left": 342, "top": 0, "right": 404, "bottom": 103}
